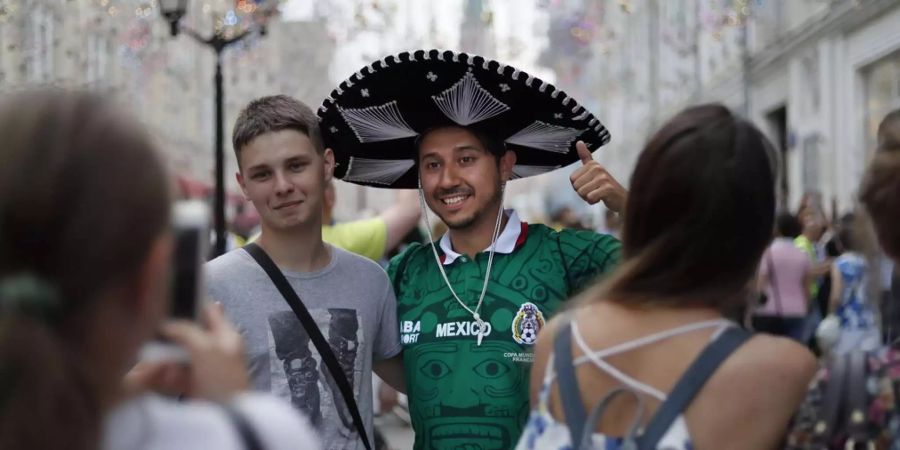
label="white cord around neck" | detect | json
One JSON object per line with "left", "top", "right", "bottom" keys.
{"left": 418, "top": 180, "right": 506, "bottom": 345}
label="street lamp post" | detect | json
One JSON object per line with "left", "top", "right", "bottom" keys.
{"left": 158, "top": 0, "right": 273, "bottom": 257}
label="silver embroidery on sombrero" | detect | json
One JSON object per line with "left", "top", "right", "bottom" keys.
{"left": 505, "top": 121, "right": 587, "bottom": 154}
{"left": 596, "top": 128, "right": 612, "bottom": 143}
{"left": 337, "top": 101, "right": 418, "bottom": 143}
{"left": 343, "top": 157, "right": 416, "bottom": 185}
{"left": 510, "top": 164, "right": 562, "bottom": 179}
{"left": 431, "top": 71, "right": 510, "bottom": 126}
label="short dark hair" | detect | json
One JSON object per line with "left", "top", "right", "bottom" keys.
{"left": 775, "top": 212, "right": 801, "bottom": 238}
{"left": 414, "top": 126, "right": 507, "bottom": 162}
{"left": 594, "top": 104, "right": 777, "bottom": 310}
{"left": 232, "top": 95, "right": 324, "bottom": 166}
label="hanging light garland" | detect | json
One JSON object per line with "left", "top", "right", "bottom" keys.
{"left": 82, "top": 0, "right": 284, "bottom": 77}
{"left": 702, "top": 0, "right": 757, "bottom": 40}
{"left": 0, "top": 0, "right": 22, "bottom": 23}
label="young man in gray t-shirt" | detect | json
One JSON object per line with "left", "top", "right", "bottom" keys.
{"left": 206, "top": 95, "right": 404, "bottom": 450}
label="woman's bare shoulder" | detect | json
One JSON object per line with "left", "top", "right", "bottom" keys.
{"left": 721, "top": 334, "right": 817, "bottom": 385}
{"left": 687, "top": 333, "right": 817, "bottom": 449}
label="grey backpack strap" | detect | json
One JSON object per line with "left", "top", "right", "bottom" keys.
{"left": 639, "top": 327, "right": 751, "bottom": 448}
{"left": 553, "top": 321, "right": 587, "bottom": 449}
{"left": 579, "top": 387, "right": 645, "bottom": 450}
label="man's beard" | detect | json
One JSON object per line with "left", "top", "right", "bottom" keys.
{"left": 433, "top": 183, "right": 503, "bottom": 230}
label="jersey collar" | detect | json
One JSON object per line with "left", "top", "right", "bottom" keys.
{"left": 438, "top": 209, "right": 529, "bottom": 265}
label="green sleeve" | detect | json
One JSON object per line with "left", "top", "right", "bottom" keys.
{"left": 558, "top": 229, "right": 621, "bottom": 293}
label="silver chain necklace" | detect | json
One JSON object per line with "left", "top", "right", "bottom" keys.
{"left": 418, "top": 180, "right": 506, "bottom": 346}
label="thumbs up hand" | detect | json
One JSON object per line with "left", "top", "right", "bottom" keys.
{"left": 569, "top": 140, "right": 627, "bottom": 213}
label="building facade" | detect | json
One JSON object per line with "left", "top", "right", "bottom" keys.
{"left": 553, "top": 0, "right": 900, "bottom": 217}
{"left": 0, "top": 0, "right": 217, "bottom": 192}
{"left": 747, "top": 0, "right": 900, "bottom": 214}
{"left": 0, "top": 0, "right": 342, "bottom": 225}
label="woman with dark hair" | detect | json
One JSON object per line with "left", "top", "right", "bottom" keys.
{"left": 517, "top": 104, "right": 815, "bottom": 450}
{"left": 0, "top": 90, "right": 319, "bottom": 450}
{"left": 754, "top": 212, "right": 814, "bottom": 342}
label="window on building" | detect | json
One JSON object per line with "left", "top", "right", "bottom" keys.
{"left": 863, "top": 50, "right": 900, "bottom": 156}
{"left": 801, "top": 52, "right": 820, "bottom": 116}
{"left": 26, "top": 5, "right": 54, "bottom": 83}
{"left": 766, "top": 105, "right": 789, "bottom": 209}
{"left": 87, "top": 34, "right": 108, "bottom": 85}
{"left": 802, "top": 133, "right": 821, "bottom": 194}
{"left": 751, "top": 0, "right": 784, "bottom": 51}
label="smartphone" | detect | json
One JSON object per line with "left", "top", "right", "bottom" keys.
{"left": 169, "top": 200, "right": 209, "bottom": 321}
{"left": 139, "top": 200, "right": 209, "bottom": 363}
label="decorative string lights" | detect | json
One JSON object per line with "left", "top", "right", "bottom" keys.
{"left": 0, "top": 0, "right": 22, "bottom": 23}
{"left": 536, "top": 0, "right": 762, "bottom": 52}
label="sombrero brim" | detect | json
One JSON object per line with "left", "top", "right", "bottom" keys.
{"left": 317, "top": 49, "right": 611, "bottom": 189}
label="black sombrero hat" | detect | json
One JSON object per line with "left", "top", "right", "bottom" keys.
{"left": 317, "top": 49, "right": 611, "bottom": 189}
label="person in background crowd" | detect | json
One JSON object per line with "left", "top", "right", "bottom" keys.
{"left": 796, "top": 192, "right": 824, "bottom": 225}
{"left": 519, "top": 104, "right": 815, "bottom": 450}
{"left": 826, "top": 215, "right": 880, "bottom": 354}
{"left": 321, "top": 180, "right": 422, "bottom": 262}
{"left": 793, "top": 210, "right": 834, "bottom": 347}
{"left": 754, "top": 212, "right": 814, "bottom": 342}
{"left": 812, "top": 214, "right": 851, "bottom": 343}
{"left": 0, "top": 90, "right": 319, "bottom": 450}
{"left": 795, "top": 214, "right": 829, "bottom": 294}
{"left": 550, "top": 205, "right": 590, "bottom": 231}
{"left": 602, "top": 207, "right": 622, "bottom": 240}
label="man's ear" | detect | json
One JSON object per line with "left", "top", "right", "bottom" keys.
{"left": 499, "top": 149, "right": 517, "bottom": 182}
{"left": 323, "top": 148, "right": 335, "bottom": 183}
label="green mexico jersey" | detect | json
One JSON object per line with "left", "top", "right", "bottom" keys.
{"left": 386, "top": 222, "right": 620, "bottom": 450}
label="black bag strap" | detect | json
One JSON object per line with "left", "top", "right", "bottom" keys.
{"left": 639, "top": 327, "right": 751, "bottom": 448}
{"left": 244, "top": 243, "right": 373, "bottom": 450}
{"left": 224, "top": 404, "right": 264, "bottom": 450}
{"left": 553, "top": 321, "right": 587, "bottom": 448}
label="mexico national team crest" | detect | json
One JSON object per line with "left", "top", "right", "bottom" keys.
{"left": 512, "top": 302, "right": 546, "bottom": 345}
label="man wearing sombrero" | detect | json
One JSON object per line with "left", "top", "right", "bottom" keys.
{"left": 318, "top": 49, "right": 625, "bottom": 449}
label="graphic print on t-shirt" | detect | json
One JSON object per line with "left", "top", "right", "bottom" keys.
{"left": 267, "top": 308, "right": 363, "bottom": 447}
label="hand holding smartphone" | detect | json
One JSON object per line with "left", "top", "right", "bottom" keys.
{"left": 139, "top": 200, "right": 209, "bottom": 363}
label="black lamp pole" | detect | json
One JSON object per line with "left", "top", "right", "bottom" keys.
{"left": 159, "top": 2, "right": 267, "bottom": 258}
